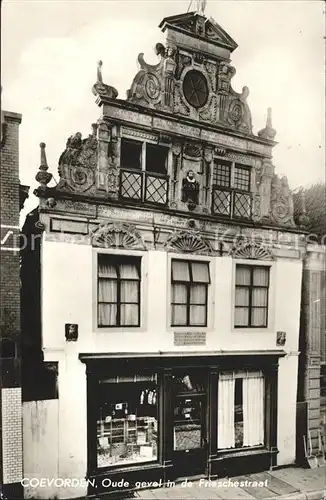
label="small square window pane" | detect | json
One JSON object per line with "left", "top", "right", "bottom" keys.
{"left": 119, "top": 262, "right": 140, "bottom": 280}
{"left": 252, "top": 288, "right": 268, "bottom": 307}
{"left": 190, "top": 284, "right": 206, "bottom": 304}
{"left": 235, "top": 307, "right": 249, "bottom": 326}
{"left": 172, "top": 305, "right": 187, "bottom": 325}
{"left": 191, "top": 262, "right": 210, "bottom": 283}
{"left": 236, "top": 267, "right": 251, "bottom": 286}
{"left": 98, "top": 304, "right": 117, "bottom": 326}
{"left": 172, "top": 261, "right": 190, "bottom": 282}
{"left": 120, "top": 304, "right": 139, "bottom": 326}
{"left": 189, "top": 305, "right": 206, "bottom": 326}
{"left": 235, "top": 288, "right": 249, "bottom": 307}
{"left": 172, "top": 284, "right": 188, "bottom": 304}
{"left": 253, "top": 267, "right": 269, "bottom": 286}
{"left": 251, "top": 308, "right": 267, "bottom": 327}
{"left": 120, "top": 281, "right": 139, "bottom": 303}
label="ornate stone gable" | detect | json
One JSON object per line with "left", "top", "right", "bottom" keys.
{"left": 159, "top": 12, "right": 238, "bottom": 52}
{"left": 127, "top": 12, "right": 252, "bottom": 135}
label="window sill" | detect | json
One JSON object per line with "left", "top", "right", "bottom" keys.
{"left": 94, "top": 326, "right": 145, "bottom": 334}
{"left": 217, "top": 446, "right": 268, "bottom": 459}
{"left": 89, "top": 460, "right": 160, "bottom": 477}
{"left": 231, "top": 327, "right": 273, "bottom": 334}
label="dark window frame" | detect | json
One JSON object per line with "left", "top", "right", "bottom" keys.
{"left": 120, "top": 138, "right": 142, "bottom": 170}
{"left": 171, "top": 259, "right": 210, "bottom": 328}
{"left": 212, "top": 160, "right": 252, "bottom": 220}
{"left": 235, "top": 265, "right": 270, "bottom": 329}
{"left": 97, "top": 254, "right": 141, "bottom": 328}
{"left": 120, "top": 139, "right": 169, "bottom": 206}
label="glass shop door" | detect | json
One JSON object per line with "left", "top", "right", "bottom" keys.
{"left": 172, "top": 372, "right": 208, "bottom": 478}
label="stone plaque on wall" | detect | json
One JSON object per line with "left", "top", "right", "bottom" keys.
{"left": 174, "top": 331, "right": 206, "bottom": 346}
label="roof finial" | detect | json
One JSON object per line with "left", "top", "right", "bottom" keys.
{"left": 97, "top": 60, "right": 103, "bottom": 84}
{"left": 258, "top": 107, "right": 276, "bottom": 141}
{"left": 92, "top": 60, "right": 118, "bottom": 103}
{"left": 196, "top": 0, "right": 207, "bottom": 15}
{"left": 35, "top": 142, "right": 53, "bottom": 188}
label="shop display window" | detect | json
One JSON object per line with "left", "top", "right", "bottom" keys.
{"left": 96, "top": 374, "right": 158, "bottom": 468}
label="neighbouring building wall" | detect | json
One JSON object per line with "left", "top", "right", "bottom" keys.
{"left": 298, "top": 244, "right": 326, "bottom": 457}
{"left": 0, "top": 110, "right": 25, "bottom": 500}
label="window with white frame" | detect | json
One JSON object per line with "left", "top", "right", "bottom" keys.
{"left": 235, "top": 265, "right": 270, "bottom": 328}
{"left": 171, "top": 260, "right": 210, "bottom": 327}
{"left": 97, "top": 254, "right": 141, "bottom": 328}
{"left": 212, "top": 159, "right": 252, "bottom": 219}
{"left": 218, "top": 371, "right": 265, "bottom": 449}
{"left": 120, "top": 138, "right": 169, "bottom": 205}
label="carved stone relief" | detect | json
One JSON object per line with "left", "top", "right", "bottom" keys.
{"left": 269, "top": 174, "right": 295, "bottom": 227}
{"left": 229, "top": 242, "right": 274, "bottom": 260}
{"left": 164, "top": 230, "right": 213, "bottom": 255}
{"left": 57, "top": 125, "right": 98, "bottom": 195}
{"left": 92, "top": 222, "right": 146, "bottom": 250}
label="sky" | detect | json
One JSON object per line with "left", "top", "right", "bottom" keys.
{"left": 1, "top": 0, "right": 325, "bottom": 218}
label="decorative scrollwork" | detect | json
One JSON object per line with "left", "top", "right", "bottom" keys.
{"left": 164, "top": 230, "right": 212, "bottom": 255}
{"left": 92, "top": 223, "right": 146, "bottom": 250}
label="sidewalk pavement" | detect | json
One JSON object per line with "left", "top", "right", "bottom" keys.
{"left": 131, "top": 467, "right": 326, "bottom": 500}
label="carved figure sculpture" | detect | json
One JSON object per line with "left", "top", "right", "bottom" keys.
{"left": 182, "top": 170, "right": 200, "bottom": 210}
{"left": 163, "top": 44, "right": 177, "bottom": 108}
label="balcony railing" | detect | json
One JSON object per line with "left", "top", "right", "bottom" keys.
{"left": 120, "top": 168, "right": 169, "bottom": 205}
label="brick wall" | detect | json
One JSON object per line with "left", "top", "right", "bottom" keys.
{"left": 0, "top": 110, "right": 23, "bottom": 496}
{"left": 1, "top": 111, "right": 22, "bottom": 365}
{"left": 1, "top": 388, "right": 23, "bottom": 483}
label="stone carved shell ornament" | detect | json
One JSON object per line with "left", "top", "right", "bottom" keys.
{"left": 92, "top": 223, "right": 146, "bottom": 250}
{"left": 229, "top": 242, "right": 274, "bottom": 261}
{"left": 164, "top": 230, "right": 213, "bottom": 255}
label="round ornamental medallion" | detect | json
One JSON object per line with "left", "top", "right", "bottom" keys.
{"left": 183, "top": 70, "right": 209, "bottom": 108}
{"left": 144, "top": 74, "right": 160, "bottom": 100}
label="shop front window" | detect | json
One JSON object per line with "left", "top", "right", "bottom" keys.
{"left": 218, "top": 371, "right": 265, "bottom": 450}
{"left": 96, "top": 374, "right": 158, "bottom": 468}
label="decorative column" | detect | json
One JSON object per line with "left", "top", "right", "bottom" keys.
{"left": 170, "top": 142, "right": 182, "bottom": 209}
{"left": 203, "top": 147, "right": 213, "bottom": 214}
{"left": 96, "top": 120, "right": 119, "bottom": 199}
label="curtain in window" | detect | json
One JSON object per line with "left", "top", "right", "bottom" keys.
{"left": 243, "top": 372, "right": 264, "bottom": 447}
{"left": 218, "top": 373, "right": 235, "bottom": 449}
{"left": 190, "top": 284, "right": 206, "bottom": 325}
{"left": 171, "top": 284, "right": 187, "bottom": 325}
{"left": 98, "top": 258, "right": 140, "bottom": 327}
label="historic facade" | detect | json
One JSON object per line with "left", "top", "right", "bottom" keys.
{"left": 0, "top": 109, "right": 29, "bottom": 499}
{"left": 22, "top": 8, "right": 309, "bottom": 499}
